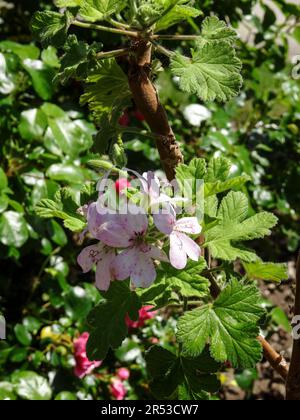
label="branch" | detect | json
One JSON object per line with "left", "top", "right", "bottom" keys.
{"left": 126, "top": 40, "right": 183, "bottom": 181}
{"left": 72, "top": 20, "right": 139, "bottom": 38}
{"left": 286, "top": 252, "right": 300, "bottom": 399}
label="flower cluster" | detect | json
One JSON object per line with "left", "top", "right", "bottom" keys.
{"left": 77, "top": 171, "right": 202, "bottom": 291}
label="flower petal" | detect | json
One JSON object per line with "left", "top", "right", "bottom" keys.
{"left": 147, "top": 245, "right": 169, "bottom": 262}
{"left": 131, "top": 254, "right": 157, "bottom": 288}
{"left": 114, "top": 248, "right": 138, "bottom": 281}
{"left": 175, "top": 217, "right": 202, "bottom": 235}
{"left": 98, "top": 222, "right": 132, "bottom": 248}
{"left": 153, "top": 204, "right": 176, "bottom": 235}
{"left": 77, "top": 244, "right": 104, "bottom": 273}
{"left": 177, "top": 232, "right": 201, "bottom": 262}
{"left": 95, "top": 249, "right": 116, "bottom": 291}
{"left": 169, "top": 232, "right": 188, "bottom": 270}
{"left": 120, "top": 207, "right": 148, "bottom": 236}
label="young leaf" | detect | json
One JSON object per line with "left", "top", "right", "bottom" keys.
{"left": 79, "top": 0, "right": 127, "bottom": 23}
{"left": 86, "top": 282, "right": 141, "bottom": 360}
{"left": 243, "top": 261, "right": 288, "bottom": 283}
{"left": 205, "top": 191, "right": 278, "bottom": 262}
{"left": 161, "top": 259, "right": 209, "bottom": 298}
{"left": 177, "top": 279, "right": 265, "bottom": 368}
{"left": 31, "top": 11, "right": 73, "bottom": 47}
{"left": 155, "top": 0, "right": 202, "bottom": 32}
{"left": 55, "top": 36, "right": 89, "bottom": 85}
{"left": 204, "top": 156, "right": 250, "bottom": 197}
{"left": 170, "top": 41, "right": 242, "bottom": 102}
{"left": 80, "top": 58, "right": 131, "bottom": 118}
{"left": 201, "top": 16, "right": 237, "bottom": 44}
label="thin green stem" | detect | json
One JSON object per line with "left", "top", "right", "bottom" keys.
{"left": 72, "top": 20, "right": 139, "bottom": 38}
{"left": 151, "top": 34, "right": 201, "bottom": 41}
{"left": 151, "top": 40, "right": 174, "bottom": 58}
{"left": 96, "top": 47, "right": 131, "bottom": 60}
{"left": 108, "top": 18, "right": 131, "bottom": 30}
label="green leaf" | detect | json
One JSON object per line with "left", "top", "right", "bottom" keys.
{"left": 146, "top": 346, "right": 220, "bottom": 399}
{"left": 205, "top": 191, "right": 278, "bottom": 262}
{"left": 155, "top": 0, "right": 202, "bottom": 32}
{"left": 22, "top": 59, "right": 55, "bottom": 100}
{"left": 0, "top": 211, "right": 29, "bottom": 248}
{"left": 177, "top": 279, "right": 265, "bottom": 368}
{"left": 171, "top": 41, "right": 242, "bottom": 102}
{"left": 18, "top": 108, "right": 48, "bottom": 141}
{"left": 14, "top": 324, "right": 32, "bottom": 346}
{"left": 0, "top": 52, "right": 15, "bottom": 95}
{"left": 243, "top": 261, "right": 288, "bottom": 283}
{"left": 35, "top": 198, "right": 86, "bottom": 232}
{"left": 161, "top": 259, "right": 209, "bottom": 298}
{"left": 270, "top": 307, "right": 292, "bottom": 333}
{"left": 0, "top": 382, "right": 16, "bottom": 400}
{"left": 55, "top": 35, "right": 101, "bottom": 85}
{"left": 201, "top": 16, "right": 237, "bottom": 44}
{"left": 79, "top": 0, "right": 126, "bottom": 22}
{"left": 55, "top": 391, "right": 77, "bottom": 400}
{"left": 31, "top": 11, "right": 73, "bottom": 47}
{"left": 55, "top": 0, "right": 83, "bottom": 6}
{"left": 176, "top": 158, "right": 206, "bottom": 203}
{"left": 205, "top": 175, "right": 250, "bottom": 197}
{"left": 80, "top": 58, "right": 131, "bottom": 118}
{"left": 0, "top": 168, "right": 8, "bottom": 191}
{"left": 86, "top": 282, "right": 141, "bottom": 360}
{"left": 12, "top": 371, "right": 52, "bottom": 401}
{"left": 46, "top": 164, "right": 86, "bottom": 184}
{"left": 0, "top": 41, "right": 40, "bottom": 60}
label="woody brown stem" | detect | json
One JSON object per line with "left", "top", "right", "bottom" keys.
{"left": 127, "top": 40, "right": 183, "bottom": 181}
{"left": 286, "top": 252, "right": 300, "bottom": 399}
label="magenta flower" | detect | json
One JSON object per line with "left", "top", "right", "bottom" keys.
{"left": 98, "top": 208, "right": 168, "bottom": 288}
{"left": 74, "top": 332, "right": 101, "bottom": 379}
{"left": 125, "top": 305, "right": 157, "bottom": 329}
{"left": 77, "top": 242, "right": 115, "bottom": 291}
{"left": 110, "top": 378, "right": 127, "bottom": 400}
{"left": 154, "top": 204, "right": 201, "bottom": 269}
{"left": 115, "top": 178, "right": 131, "bottom": 195}
{"left": 117, "top": 368, "right": 130, "bottom": 381}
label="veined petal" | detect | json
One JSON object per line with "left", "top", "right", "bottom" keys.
{"left": 87, "top": 203, "right": 108, "bottom": 240}
{"left": 131, "top": 253, "right": 157, "bottom": 288}
{"left": 120, "top": 206, "right": 148, "bottom": 236}
{"left": 98, "top": 222, "right": 132, "bottom": 248}
{"left": 114, "top": 248, "right": 138, "bottom": 281}
{"left": 77, "top": 243, "right": 104, "bottom": 273}
{"left": 177, "top": 232, "right": 201, "bottom": 262}
{"left": 153, "top": 204, "right": 176, "bottom": 235}
{"left": 169, "top": 232, "right": 187, "bottom": 270}
{"left": 175, "top": 217, "right": 202, "bottom": 235}
{"left": 95, "top": 249, "right": 116, "bottom": 291}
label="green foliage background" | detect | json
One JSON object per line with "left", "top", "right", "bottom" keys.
{"left": 0, "top": 0, "right": 299, "bottom": 400}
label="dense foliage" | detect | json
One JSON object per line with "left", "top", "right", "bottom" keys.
{"left": 0, "top": 0, "right": 299, "bottom": 400}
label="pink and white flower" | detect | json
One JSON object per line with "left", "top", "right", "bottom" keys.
{"left": 77, "top": 242, "right": 115, "bottom": 291}
{"left": 98, "top": 207, "right": 168, "bottom": 288}
{"left": 154, "top": 204, "right": 202, "bottom": 270}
